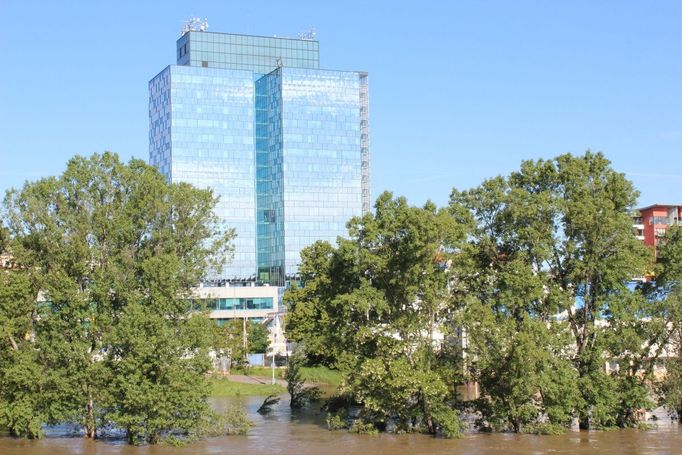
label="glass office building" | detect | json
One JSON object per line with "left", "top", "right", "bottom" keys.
{"left": 149, "top": 30, "right": 370, "bottom": 286}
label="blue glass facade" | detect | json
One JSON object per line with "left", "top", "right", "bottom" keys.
{"left": 149, "top": 30, "right": 369, "bottom": 286}
{"left": 255, "top": 70, "right": 285, "bottom": 285}
{"left": 280, "top": 68, "right": 366, "bottom": 277}
{"left": 149, "top": 65, "right": 256, "bottom": 281}
{"left": 177, "top": 31, "right": 319, "bottom": 74}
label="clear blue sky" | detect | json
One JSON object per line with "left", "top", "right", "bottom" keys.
{"left": 1, "top": 0, "right": 680, "bottom": 208}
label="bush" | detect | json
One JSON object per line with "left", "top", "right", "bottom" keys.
{"left": 348, "top": 419, "right": 378, "bottom": 435}
{"left": 198, "top": 406, "right": 253, "bottom": 437}
{"left": 523, "top": 422, "right": 566, "bottom": 435}
{"left": 637, "top": 422, "right": 656, "bottom": 431}
{"left": 326, "top": 409, "right": 349, "bottom": 430}
{"left": 430, "top": 402, "right": 465, "bottom": 438}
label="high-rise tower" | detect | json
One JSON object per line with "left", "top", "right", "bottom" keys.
{"left": 149, "top": 26, "right": 369, "bottom": 286}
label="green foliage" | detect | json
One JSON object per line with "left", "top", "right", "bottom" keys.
{"left": 655, "top": 226, "right": 682, "bottom": 289}
{"left": 106, "top": 302, "right": 215, "bottom": 444}
{"left": 345, "top": 357, "right": 455, "bottom": 434}
{"left": 1, "top": 152, "right": 233, "bottom": 443}
{"left": 161, "top": 405, "right": 254, "bottom": 444}
{"left": 286, "top": 193, "right": 467, "bottom": 436}
{"left": 659, "top": 358, "right": 682, "bottom": 420}
{"left": 653, "top": 227, "right": 682, "bottom": 421}
{"left": 451, "top": 151, "right": 658, "bottom": 431}
{"left": 246, "top": 322, "right": 270, "bottom": 354}
{"left": 288, "top": 151, "right": 668, "bottom": 436}
{"left": 0, "top": 347, "right": 45, "bottom": 438}
{"left": 198, "top": 406, "right": 253, "bottom": 436}
{"left": 0, "top": 225, "right": 9, "bottom": 251}
{"left": 326, "top": 409, "right": 349, "bottom": 430}
{"left": 575, "top": 367, "right": 619, "bottom": 429}
{"left": 0, "top": 269, "right": 46, "bottom": 438}
{"left": 218, "top": 406, "right": 253, "bottom": 435}
{"left": 464, "top": 303, "right": 581, "bottom": 432}
{"left": 348, "top": 419, "right": 379, "bottom": 435}
{"left": 523, "top": 422, "right": 566, "bottom": 435}
{"left": 3, "top": 149, "right": 674, "bottom": 441}
{"left": 429, "top": 402, "right": 465, "bottom": 438}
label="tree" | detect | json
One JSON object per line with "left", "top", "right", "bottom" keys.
{"left": 450, "top": 151, "right": 654, "bottom": 431}
{"left": 2, "top": 152, "right": 233, "bottom": 443}
{"left": 450, "top": 174, "right": 583, "bottom": 433}
{"left": 286, "top": 192, "right": 468, "bottom": 437}
{"left": 660, "top": 356, "right": 682, "bottom": 420}
{"left": 653, "top": 226, "right": 682, "bottom": 420}
{"left": 0, "top": 264, "right": 46, "bottom": 438}
{"left": 245, "top": 321, "right": 269, "bottom": 354}
{"left": 286, "top": 345, "right": 320, "bottom": 409}
{"left": 107, "top": 302, "right": 214, "bottom": 444}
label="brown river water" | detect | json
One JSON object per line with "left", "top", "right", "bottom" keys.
{"left": 1, "top": 395, "right": 680, "bottom": 455}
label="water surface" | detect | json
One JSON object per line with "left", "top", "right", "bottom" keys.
{"left": 1, "top": 396, "right": 680, "bottom": 454}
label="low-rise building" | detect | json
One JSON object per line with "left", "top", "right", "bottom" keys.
{"left": 194, "top": 284, "right": 287, "bottom": 356}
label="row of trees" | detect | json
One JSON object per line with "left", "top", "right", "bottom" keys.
{"left": 0, "top": 153, "right": 234, "bottom": 443}
{"left": 285, "top": 151, "right": 682, "bottom": 436}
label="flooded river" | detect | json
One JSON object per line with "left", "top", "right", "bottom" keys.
{"left": 1, "top": 395, "right": 680, "bottom": 454}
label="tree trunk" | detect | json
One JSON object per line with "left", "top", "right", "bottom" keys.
{"left": 84, "top": 397, "right": 96, "bottom": 438}
{"left": 420, "top": 391, "right": 435, "bottom": 434}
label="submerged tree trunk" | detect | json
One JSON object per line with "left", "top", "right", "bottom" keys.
{"left": 417, "top": 390, "right": 432, "bottom": 433}
{"left": 579, "top": 415, "right": 590, "bottom": 430}
{"left": 84, "top": 396, "right": 96, "bottom": 438}
{"left": 149, "top": 432, "right": 160, "bottom": 445}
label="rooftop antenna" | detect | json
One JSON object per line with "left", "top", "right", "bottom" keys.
{"left": 181, "top": 16, "right": 209, "bottom": 36}
{"left": 298, "top": 27, "right": 316, "bottom": 40}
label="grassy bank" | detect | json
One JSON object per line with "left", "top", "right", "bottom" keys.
{"left": 232, "top": 365, "right": 344, "bottom": 386}
{"left": 209, "top": 377, "right": 285, "bottom": 397}
{"left": 299, "top": 366, "right": 344, "bottom": 386}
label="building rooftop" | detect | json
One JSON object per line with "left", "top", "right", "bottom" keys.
{"left": 176, "top": 30, "right": 320, "bottom": 74}
{"left": 181, "top": 29, "right": 319, "bottom": 43}
{"left": 636, "top": 204, "right": 682, "bottom": 212}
